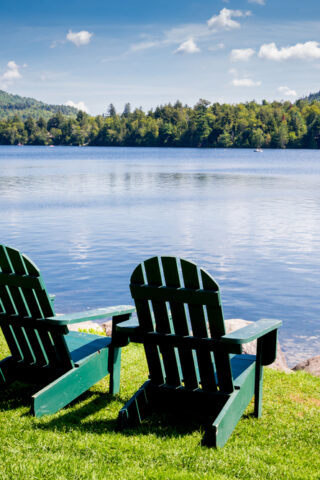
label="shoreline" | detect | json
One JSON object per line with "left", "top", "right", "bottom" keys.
{"left": 2, "top": 144, "right": 320, "bottom": 150}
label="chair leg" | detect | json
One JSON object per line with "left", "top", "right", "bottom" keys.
{"left": 254, "top": 339, "right": 264, "bottom": 418}
{"left": 109, "top": 346, "right": 121, "bottom": 395}
{"left": 117, "top": 381, "right": 151, "bottom": 429}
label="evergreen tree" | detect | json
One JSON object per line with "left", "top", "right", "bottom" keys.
{"left": 37, "top": 117, "right": 47, "bottom": 129}
{"left": 107, "top": 103, "right": 116, "bottom": 117}
{"left": 122, "top": 103, "right": 131, "bottom": 117}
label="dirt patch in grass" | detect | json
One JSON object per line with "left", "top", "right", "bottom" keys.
{"left": 289, "top": 393, "right": 320, "bottom": 407}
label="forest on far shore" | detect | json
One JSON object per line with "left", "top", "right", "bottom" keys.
{"left": 1, "top": 98, "right": 320, "bottom": 148}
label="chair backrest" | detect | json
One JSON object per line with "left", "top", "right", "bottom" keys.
{"left": 0, "top": 245, "right": 73, "bottom": 371}
{"left": 130, "top": 256, "right": 234, "bottom": 394}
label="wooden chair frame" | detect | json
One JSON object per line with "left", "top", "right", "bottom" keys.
{"left": 0, "top": 244, "right": 135, "bottom": 417}
{"left": 116, "top": 256, "right": 281, "bottom": 447}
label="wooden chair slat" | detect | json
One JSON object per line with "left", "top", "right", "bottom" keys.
{"left": 0, "top": 245, "right": 13, "bottom": 272}
{"left": 10, "top": 325, "right": 35, "bottom": 365}
{"left": 0, "top": 272, "right": 44, "bottom": 290}
{"left": 130, "top": 263, "right": 165, "bottom": 384}
{"left": 201, "top": 269, "right": 225, "bottom": 337}
{"left": 1, "top": 247, "right": 31, "bottom": 318}
{"left": 1, "top": 314, "right": 70, "bottom": 367}
{"left": 4, "top": 246, "right": 47, "bottom": 318}
{"left": 21, "top": 253, "right": 41, "bottom": 276}
{"left": 33, "top": 289, "right": 55, "bottom": 317}
{"left": 160, "top": 256, "right": 199, "bottom": 390}
{"left": 0, "top": 323, "right": 22, "bottom": 361}
{"left": 180, "top": 259, "right": 207, "bottom": 337}
{"left": 144, "top": 257, "right": 181, "bottom": 386}
{"left": 200, "top": 269, "right": 234, "bottom": 392}
{"left": 50, "top": 332, "right": 74, "bottom": 370}
{"left": 0, "top": 315, "right": 67, "bottom": 331}
{"left": 144, "top": 257, "right": 171, "bottom": 332}
{"left": 161, "top": 257, "right": 189, "bottom": 335}
{"left": 23, "top": 255, "right": 55, "bottom": 318}
{"left": 20, "top": 327, "right": 45, "bottom": 366}
{"left": 131, "top": 298, "right": 165, "bottom": 384}
{"left": 130, "top": 284, "right": 220, "bottom": 307}
{"left": 214, "top": 357, "right": 234, "bottom": 393}
{"left": 20, "top": 289, "right": 44, "bottom": 319}
{"left": 0, "top": 285, "right": 16, "bottom": 315}
{"left": 180, "top": 259, "right": 218, "bottom": 391}
{"left": 130, "top": 264, "right": 153, "bottom": 331}
{"left": 22, "top": 328, "right": 47, "bottom": 366}
{"left": 7, "top": 286, "right": 30, "bottom": 317}
{"left": 120, "top": 331, "right": 241, "bottom": 354}
{"left": 36, "top": 330, "right": 62, "bottom": 368}
{"left": 5, "top": 246, "right": 26, "bottom": 274}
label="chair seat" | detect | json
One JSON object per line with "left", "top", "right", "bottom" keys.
{"left": 65, "top": 331, "right": 112, "bottom": 364}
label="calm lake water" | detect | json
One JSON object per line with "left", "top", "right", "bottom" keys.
{"left": 0, "top": 145, "right": 319, "bottom": 366}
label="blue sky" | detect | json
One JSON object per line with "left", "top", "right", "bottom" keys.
{"left": 1, "top": 0, "right": 320, "bottom": 114}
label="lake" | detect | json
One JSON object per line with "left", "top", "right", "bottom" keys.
{"left": 0, "top": 145, "right": 319, "bottom": 366}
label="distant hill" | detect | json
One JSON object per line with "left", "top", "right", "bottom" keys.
{"left": 0, "top": 90, "right": 79, "bottom": 120}
{"left": 303, "top": 90, "right": 320, "bottom": 102}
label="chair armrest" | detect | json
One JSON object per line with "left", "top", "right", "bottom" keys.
{"left": 116, "top": 318, "right": 140, "bottom": 334}
{"left": 221, "top": 319, "right": 282, "bottom": 344}
{"left": 113, "top": 318, "right": 140, "bottom": 347}
{"left": 115, "top": 318, "right": 282, "bottom": 343}
{"left": 45, "top": 305, "right": 136, "bottom": 325}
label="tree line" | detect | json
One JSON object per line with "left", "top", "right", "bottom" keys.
{"left": 0, "top": 98, "right": 320, "bottom": 148}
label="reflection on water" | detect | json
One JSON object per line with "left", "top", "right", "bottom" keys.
{"left": 0, "top": 146, "right": 320, "bottom": 366}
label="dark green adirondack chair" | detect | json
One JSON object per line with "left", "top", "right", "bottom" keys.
{"left": 116, "top": 256, "right": 282, "bottom": 447}
{"left": 0, "top": 244, "right": 135, "bottom": 417}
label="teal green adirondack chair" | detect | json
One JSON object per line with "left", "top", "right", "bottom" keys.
{"left": 116, "top": 256, "right": 282, "bottom": 447}
{"left": 0, "top": 244, "right": 135, "bottom": 417}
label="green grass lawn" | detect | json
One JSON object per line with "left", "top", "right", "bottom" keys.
{"left": 0, "top": 332, "right": 319, "bottom": 480}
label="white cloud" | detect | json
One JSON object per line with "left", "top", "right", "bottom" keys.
{"left": 163, "top": 24, "right": 211, "bottom": 45}
{"left": 278, "top": 86, "right": 297, "bottom": 97}
{"left": 231, "top": 78, "right": 261, "bottom": 87}
{"left": 0, "top": 60, "right": 24, "bottom": 89}
{"left": 66, "top": 30, "right": 93, "bottom": 47}
{"left": 228, "top": 67, "right": 238, "bottom": 76}
{"left": 174, "top": 38, "right": 200, "bottom": 54}
{"left": 2, "top": 61, "right": 22, "bottom": 80}
{"left": 259, "top": 41, "right": 320, "bottom": 61}
{"left": 128, "top": 24, "right": 208, "bottom": 54}
{"left": 208, "top": 43, "right": 225, "bottom": 51}
{"left": 248, "top": 0, "right": 265, "bottom": 4}
{"left": 207, "top": 8, "right": 251, "bottom": 30}
{"left": 129, "top": 11, "right": 249, "bottom": 56}
{"left": 66, "top": 100, "right": 89, "bottom": 112}
{"left": 51, "top": 39, "right": 67, "bottom": 48}
{"left": 230, "top": 48, "right": 255, "bottom": 61}
{"left": 130, "top": 41, "right": 159, "bottom": 52}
